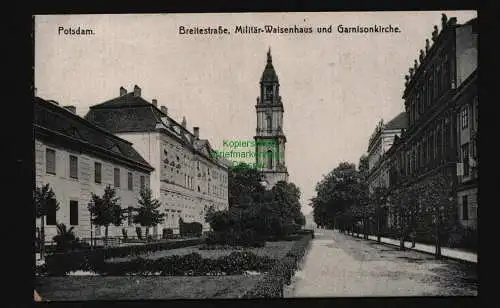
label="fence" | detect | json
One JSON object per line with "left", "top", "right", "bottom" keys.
{"left": 37, "top": 233, "right": 202, "bottom": 255}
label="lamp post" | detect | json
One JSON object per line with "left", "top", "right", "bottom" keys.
{"left": 88, "top": 203, "right": 93, "bottom": 250}
{"left": 435, "top": 200, "right": 449, "bottom": 258}
{"left": 377, "top": 196, "right": 384, "bottom": 242}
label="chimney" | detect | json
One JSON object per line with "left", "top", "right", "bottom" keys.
{"left": 64, "top": 105, "right": 76, "bottom": 114}
{"left": 193, "top": 127, "right": 200, "bottom": 139}
{"left": 133, "top": 85, "right": 141, "bottom": 97}
{"left": 161, "top": 106, "right": 168, "bottom": 115}
{"left": 152, "top": 99, "right": 158, "bottom": 107}
{"left": 120, "top": 86, "right": 127, "bottom": 96}
{"left": 181, "top": 116, "right": 187, "bottom": 128}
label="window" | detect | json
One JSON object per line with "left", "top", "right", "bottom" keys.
{"left": 462, "top": 143, "right": 470, "bottom": 177}
{"left": 70, "top": 200, "right": 79, "bottom": 225}
{"left": 429, "top": 73, "right": 434, "bottom": 102}
{"left": 267, "top": 115, "right": 272, "bottom": 132}
{"left": 462, "top": 195, "right": 469, "bottom": 220}
{"left": 114, "top": 168, "right": 120, "bottom": 188}
{"left": 474, "top": 98, "right": 478, "bottom": 128}
{"left": 461, "top": 105, "right": 469, "bottom": 129}
{"left": 442, "top": 57, "right": 449, "bottom": 91}
{"left": 128, "top": 207, "right": 133, "bottom": 226}
{"left": 46, "top": 201, "right": 57, "bottom": 225}
{"left": 267, "top": 150, "right": 273, "bottom": 169}
{"left": 46, "top": 149, "right": 56, "bottom": 174}
{"left": 436, "top": 65, "right": 441, "bottom": 96}
{"left": 69, "top": 155, "right": 78, "bottom": 179}
{"left": 94, "top": 162, "right": 102, "bottom": 184}
{"left": 127, "top": 172, "right": 133, "bottom": 190}
{"left": 265, "top": 85, "right": 273, "bottom": 100}
{"left": 140, "top": 175, "right": 145, "bottom": 190}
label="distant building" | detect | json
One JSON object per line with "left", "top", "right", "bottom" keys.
{"left": 366, "top": 112, "right": 408, "bottom": 194}
{"left": 254, "top": 48, "right": 289, "bottom": 188}
{"left": 34, "top": 96, "right": 154, "bottom": 242}
{"left": 85, "top": 85, "right": 229, "bottom": 233}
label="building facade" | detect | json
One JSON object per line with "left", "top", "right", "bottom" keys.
{"left": 254, "top": 48, "right": 289, "bottom": 188}
{"left": 34, "top": 96, "right": 154, "bottom": 242}
{"left": 85, "top": 85, "right": 229, "bottom": 233}
{"left": 386, "top": 14, "right": 478, "bottom": 230}
{"left": 366, "top": 113, "right": 408, "bottom": 195}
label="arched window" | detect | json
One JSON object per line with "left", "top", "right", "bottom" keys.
{"left": 267, "top": 150, "right": 273, "bottom": 169}
{"left": 265, "top": 85, "right": 273, "bottom": 100}
{"left": 267, "top": 115, "right": 272, "bottom": 132}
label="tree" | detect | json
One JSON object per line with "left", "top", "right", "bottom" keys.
{"left": 53, "top": 223, "right": 80, "bottom": 252}
{"left": 370, "top": 186, "right": 390, "bottom": 242}
{"left": 88, "top": 185, "right": 124, "bottom": 246}
{"left": 133, "top": 187, "right": 165, "bottom": 242}
{"left": 228, "top": 163, "right": 265, "bottom": 208}
{"left": 312, "top": 162, "right": 362, "bottom": 229}
{"left": 418, "top": 173, "right": 456, "bottom": 258}
{"left": 272, "top": 181, "right": 303, "bottom": 226}
{"left": 34, "top": 184, "right": 60, "bottom": 258}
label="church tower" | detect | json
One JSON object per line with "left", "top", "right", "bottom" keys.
{"left": 254, "top": 48, "right": 289, "bottom": 188}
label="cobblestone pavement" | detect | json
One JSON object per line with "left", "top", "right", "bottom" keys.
{"left": 284, "top": 229, "right": 477, "bottom": 297}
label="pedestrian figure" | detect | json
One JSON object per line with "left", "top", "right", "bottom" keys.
{"left": 410, "top": 229, "right": 416, "bottom": 248}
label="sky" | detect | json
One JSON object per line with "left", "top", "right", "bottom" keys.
{"left": 35, "top": 11, "right": 477, "bottom": 215}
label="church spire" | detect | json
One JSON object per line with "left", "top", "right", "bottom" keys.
{"left": 261, "top": 48, "right": 279, "bottom": 83}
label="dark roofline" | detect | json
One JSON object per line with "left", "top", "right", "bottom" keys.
{"left": 91, "top": 93, "right": 197, "bottom": 139}
{"left": 402, "top": 16, "right": 472, "bottom": 99}
{"left": 34, "top": 124, "right": 154, "bottom": 172}
{"left": 35, "top": 96, "right": 135, "bottom": 147}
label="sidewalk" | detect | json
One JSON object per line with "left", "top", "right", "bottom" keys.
{"left": 340, "top": 231, "right": 477, "bottom": 263}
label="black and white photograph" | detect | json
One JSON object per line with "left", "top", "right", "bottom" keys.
{"left": 33, "top": 11, "right": 478, "bottom": 300}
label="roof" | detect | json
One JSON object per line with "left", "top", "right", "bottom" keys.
{"left": 85, "top": 90, "right": 228, "bottom": 169}
{"left": 260, "top": 48, "right": 279, "bottom": 83}
{"left": 384, "top": 112, "right": 408, "bottom": 130}
{"left": 34, "top": 96, "right": 153, "bottom": 171}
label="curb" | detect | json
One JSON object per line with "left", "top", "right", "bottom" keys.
{"left": 344, "top": 233, "right": 477, "bottom": 265}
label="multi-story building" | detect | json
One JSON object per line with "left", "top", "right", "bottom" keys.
{"left": 366, "top": 113, "right": 408, "bottom": 194}
{"left": 34, "top": 96, "right": 154, "bottom": 242}
{"left": 85, "top": 85, "right": 229, "bottom": 233}
{"left": 455, "top": 69, "right": 478, "bottom": 229}
{"left": 387, "top": 14, "right": 478, "bottom": 230}
{"left": 254, "top": 48, "right": 289, "bottom": 188}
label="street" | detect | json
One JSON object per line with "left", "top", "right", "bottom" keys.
{"left": 284, "top": 229, "right": 477, "bottom": 297}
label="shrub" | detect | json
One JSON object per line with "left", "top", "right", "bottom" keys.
{"left": 162, "top": 228, "right": 174, "bottom": 239}
{"left": 136, "top": 227, "right": 143, "bottom": 240}
{"left": 44, "top": 238, "right": 204, "bottom": 276}
{"left": 58, "top": 250, "right": 276, "bottom": 276}
{"left": 447, "top": 225, "right": 477, "bottom": 251}
{"left": 204, "top": 229, "right": 265, "bottom": 248}
{"left": 242, "top": 233, "right": 313, "bottom": 298}
{"left": 179, "top": 219, "right": 203, "bottom": 237}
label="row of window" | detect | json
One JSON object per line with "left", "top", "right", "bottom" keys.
{"left": 389, "top": 122, "right": 451, "bottom": 180}
{"left": 44, "top": 200, "right": 78, "bottom": 226}
{"left": 46, "top": 148, "right": 146, "bottom": 190}
{"left": 408, "top": 56, "right": 451, "bottom": 127}
{"left": 459, "top": 98, "right": 478, "bottom": 130}
{"left": 163, "top": 145, "right": 228, "bottom": 184}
